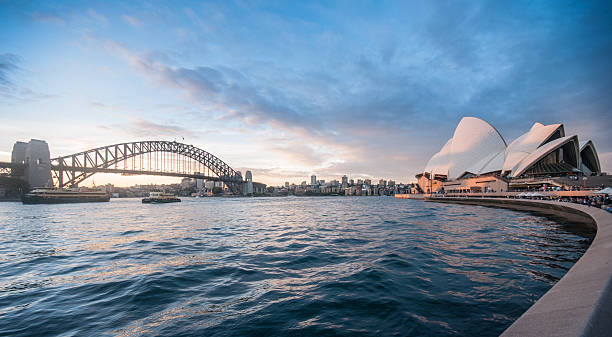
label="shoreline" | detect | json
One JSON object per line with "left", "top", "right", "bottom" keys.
{"left": 422, "top": 197, "right": 612, "bottom": 337}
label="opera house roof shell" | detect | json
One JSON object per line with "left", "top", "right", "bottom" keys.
{"left": 422, "top": 117, "right": 600, "bottom": 180}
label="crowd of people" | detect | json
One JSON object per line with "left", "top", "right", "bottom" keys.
{"left": 565, "top": 194, "right": 612, "bottom": 213}
{"left": 517, "top": 194, "right": 612, "bottom": 213}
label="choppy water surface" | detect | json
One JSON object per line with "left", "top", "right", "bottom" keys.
{"left": 0, "top": 197, "right": 594, "bottom": 336}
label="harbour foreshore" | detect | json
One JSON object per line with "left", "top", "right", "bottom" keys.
{"left": 395, "top": 190, "right": 598, "bottom": 200}
{"left": 407, "top": 196, "right": 612, "bottom": 337}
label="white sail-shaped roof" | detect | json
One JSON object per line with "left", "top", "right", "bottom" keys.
{"left": 502, "top": 122, "right": 565, "bottom": 175}
{"left": 579, "top": 140, "right": 601, "bottom": 173}
{"left": 423, "top": 138, "right": 453, "bottom": 176}
{"left": 511, "top": 135, "right": 579, "bottom": 177}
{"left": 423, "top": 117, "right": 507, "bottom": 179}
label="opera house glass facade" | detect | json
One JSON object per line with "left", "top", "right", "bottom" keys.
{"left": 419, "top": 117, "right": 601, "bottom": 192}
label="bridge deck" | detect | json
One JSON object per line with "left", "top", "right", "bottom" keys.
{"left": 50, "top": 165, "right": 226, "bottom": 181}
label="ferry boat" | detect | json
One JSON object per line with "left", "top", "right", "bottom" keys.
{"left": 22, "top": 188, "right": 111, "bottom": 204}
{"left": 142, "top": 192, "right": 181, "bottom": 204}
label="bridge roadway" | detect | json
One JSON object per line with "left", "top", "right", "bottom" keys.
{"left": 50, "top": 165, "right": 224, "bottom": 181}
{"left": 1, "top": 161, "right": 225, "bottom": 181}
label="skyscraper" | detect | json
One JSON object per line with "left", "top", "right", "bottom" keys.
{"left": 311, "top": 175, "right": 316, "bottom": 185}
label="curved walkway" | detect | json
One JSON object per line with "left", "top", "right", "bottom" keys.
{"left": 425, "top": 198, "right": 612, "bottom": 337}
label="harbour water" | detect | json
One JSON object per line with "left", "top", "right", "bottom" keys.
{"left": 0, "top": 197, "right": 594, "bottom": 336}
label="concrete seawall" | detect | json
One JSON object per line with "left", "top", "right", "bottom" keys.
{"left": 424, "top": 197, "right": 612, "bottom": 337}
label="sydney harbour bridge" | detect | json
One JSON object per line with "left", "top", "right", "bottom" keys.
{"left": 0, "top": 140, "right": 252, "bottom": 194}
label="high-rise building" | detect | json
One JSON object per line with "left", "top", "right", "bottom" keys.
{"left": 379, "top": 179, "right": 386, "bottom": 187}
{"left": 341, "top": 175, "right": 348, "bottom": 188}
{"left": 349, "top": 179, "right": 354, "bottom": 186}
{"left": 311, "top": 175, "right": 316, "bottom": 185}
{"left": 364, "top": 179, "right": 372, "bottom": 186}
{"left": 285, "top": 182, "right": 289, "bottom": 188}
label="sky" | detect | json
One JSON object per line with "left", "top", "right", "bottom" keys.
{"left": 1, "top": 0, "right": 611, "bottom": 186}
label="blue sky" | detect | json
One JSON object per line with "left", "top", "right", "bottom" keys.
{"left": 1, "top": 0, "right": 611, "bottom": 186}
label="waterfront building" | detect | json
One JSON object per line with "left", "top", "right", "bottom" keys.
{"left": 417, "top": 117, "right": 604, "bottom": 193}
{"left": 196, "top": 178, "right": 204, "bottom": 189}
{"left": 311, "top": 175, "right": 317, "bottom": 185}
{"left": 341, "top": 175, "right": 348, "bottom": 188}
{"left": 252, "top": 182, "right": 266, "bottom": 194}
{"left": 181, "top": 177, "right": 196, "bottom": 189}
{"left": 443, "top": 174, "right": 508, "bottom": 193}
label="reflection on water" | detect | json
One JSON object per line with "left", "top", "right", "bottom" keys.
{"left": 0, "top": 197, "right": 593, "bottom": 336}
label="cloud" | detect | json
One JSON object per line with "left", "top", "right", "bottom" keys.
{"left": 266, "top": 141, "right": 327, "bottom": 167}
{"left": 121, "top": 15, "right": 141, "bottom": 28}
{"left": 235, "top": 167, "right": 310, "bottom": 180}
{"left": 105, "top": 118, "right": 198, "bottom": 139}
{"left": 31, "top": 12, "right": 66, "bottom": 26}
{"left": 89, "top": 1, "right": 612, "bottom": 180}
{"left": 88, "top": 9, "right": 108, "bottom": 26}
{"left": 90, "top": 101, "right": 109, "bottom": 108}
{"left": 0, "top": 53, "right": 20, "bottom": 92}
{"left": 0, "top": 53, "right": 56, "bottom": 102}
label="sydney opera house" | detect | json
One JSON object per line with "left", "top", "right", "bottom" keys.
{"left": 416, "top": 117, "right": 603, "bottom": 194}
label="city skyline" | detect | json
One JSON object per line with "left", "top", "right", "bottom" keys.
{"left": 2, "top": 1, "right": 611, "bottom": 186}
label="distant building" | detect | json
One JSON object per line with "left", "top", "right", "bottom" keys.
{"left": 181, "top": 177, "right": 196, "bottom": 189}
{"left": 252, "top": 182, "right": 266, "bottom": 194}
{"left": 378, "top": 179, "right": 386, "bottom": 187}
{"left": 311, "top": 175, "right": 317, "bottom": 185}
{"left": 341, "top": 175, "right": 348, "bottom": 188}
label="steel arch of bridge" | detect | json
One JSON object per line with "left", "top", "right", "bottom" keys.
{"left": 50, "top": 141, "right": 243, "bottom": 192}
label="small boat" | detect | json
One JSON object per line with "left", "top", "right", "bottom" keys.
{"left": 22, "top": 188, "right": 110, "bottom": 204}
{"left": 142, "top": 192, "right": 181, "bottom": 204}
